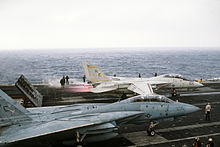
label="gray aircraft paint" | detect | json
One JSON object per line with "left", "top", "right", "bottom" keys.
{"left": 0, "top": 90, "right": 199, "bottom": 146}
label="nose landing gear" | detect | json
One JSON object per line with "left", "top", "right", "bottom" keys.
{"left": 147, "top": 121, "right": 158, "bottom": 136}
{"left": 172, "top": 88, "right": 177, "bottom": 97}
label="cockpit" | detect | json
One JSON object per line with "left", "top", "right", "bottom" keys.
{"left": 160, "top": 74, "right": 189, "bottom": 81}
{"left": 122, "top": 95, "right": 174, "bottom": 103}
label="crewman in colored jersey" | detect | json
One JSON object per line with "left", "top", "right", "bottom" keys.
{"left": 205, "top": 103, "right": 211, "bottom": 121}
{"left": 193, "top": 137, "right": 201, "bottom": 147}
{"left": 206, "top": 138, "right": 214, "bottom": 147}
{"left": 198, "top": 78, "right": 203, "bottom": 83}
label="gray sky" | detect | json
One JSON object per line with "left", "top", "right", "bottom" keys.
{"left": 0, "top": 0, "right": 220, "bottom": 50}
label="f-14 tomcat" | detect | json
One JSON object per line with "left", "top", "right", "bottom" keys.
{"left": 0, "top": 88, "right": 199, "bottom": 147}
{"left": 82, "top": 62, "right": 203, "bottom": 96}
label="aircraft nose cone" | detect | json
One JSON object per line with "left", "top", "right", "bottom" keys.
{"left": 184, "top": 104, "right": 200, "bottom": 114}
{"left": 195, "top": 82, "right": 204, "bottom": 87}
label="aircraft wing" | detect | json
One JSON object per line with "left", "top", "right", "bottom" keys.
{"left": 90, "top": 81, "right": 170, "bottom": 94}
{"left": 0, "top": 111, "right": 142, "bottom": 144}
{"left": 91, "top": 83, "right": 118, "bottom": 93}
{"left": 128, "top": 82, "right": 153, "bottom": 95}
{"left": 147, "top": 81, "right": 171, "bottom": 89}
{"left": 91, "top": 86, "right": 118, "bottom": 93}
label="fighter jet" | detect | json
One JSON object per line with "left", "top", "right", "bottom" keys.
{"left": 0, "top": 89, "right": 199, "bottom": 146}
{"left": 82, "top": 62, "right": 203, "bottom": 96}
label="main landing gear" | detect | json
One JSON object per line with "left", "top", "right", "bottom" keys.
{"left": 75, "top": 132, "right": 86, "bottom": 147}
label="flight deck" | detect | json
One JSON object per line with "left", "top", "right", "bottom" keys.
{"left": 0, "top": 81, "right": 220, "bottom": 146}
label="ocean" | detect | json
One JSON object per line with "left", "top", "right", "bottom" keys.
{"left": 0, "top": 48, "right": 220, "bottom": 85}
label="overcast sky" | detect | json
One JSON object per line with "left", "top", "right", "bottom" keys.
{"left": 0, "top": 0, "right": 220, "bottom": 51}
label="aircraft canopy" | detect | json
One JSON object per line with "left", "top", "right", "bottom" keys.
{"left": 160, "top": 74, "right": 189, "bottom": 81}
{"left": 125, "top": 95, "right": 174, "bottom": 103}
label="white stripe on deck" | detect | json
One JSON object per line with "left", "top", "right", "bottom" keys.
{"left": 157, "top": 132, "right": 220, "bottom": 145}
{"left": 127, "top": 132, "right": 220, "bottom": 146}
{"left": 194, "top": 101, "right": 220, "bottom": 106}
{"left": 180, "top": 91, "right": 220, "bottom": 96}
{"left": 123, "top": 121, "right": 220, "bottom": 146}
{"left": 157, "top": 121, "right": 220, "bottom": 133}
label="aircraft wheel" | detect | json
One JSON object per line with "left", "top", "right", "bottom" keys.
{"left": 75, "top": 142, "right": 85, "bottom": 147}
{"left": 147, "top": 129, "right": 155, "bottom": 136}
{"left": 150, "top": 130, "right": 155, "bottom": 136}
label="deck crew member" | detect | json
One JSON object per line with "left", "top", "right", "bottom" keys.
{"left": 193, "top": 137, "right": 201, "bottom": 147}
{"left": 83, "top": 75, "right": 86, "bottom": 83}
{"left": 138, "top": 73, "right": 141, "bottom": 78}
{"left": 206, "top": 138, "right": 214, "bottom": 147}
{"left": 65, "top": 75, "right": 69, "bottom": 85}
{"left": 198, "top": 78, "right": 203, "bottom": 83}
{"left": 205, "top": 103, "right": 211, "bottom": 121}
{"left": 60, "top": 76, "right": 65, "bottom": 88}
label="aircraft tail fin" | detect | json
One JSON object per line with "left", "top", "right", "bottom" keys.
{"left": 82, "top": 62, "right": 111, "bottom": 83}
{"left": 0, "top": 89, "right": 30, "bottom": 120}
